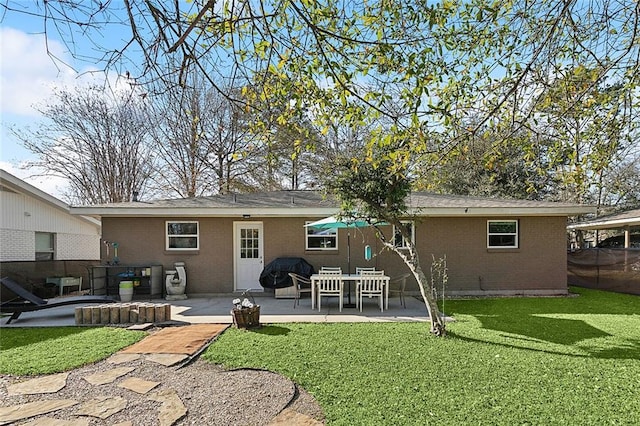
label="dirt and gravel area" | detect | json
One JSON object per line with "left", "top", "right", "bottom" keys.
{"left": 0, "top": 356, "right": 325, "bottom": 425}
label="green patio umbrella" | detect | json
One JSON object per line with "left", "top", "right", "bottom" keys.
{"left": 305, "top": 216, "right": 387, "bottom": 268}
{"left": 305, "top": 216, "right": 373, "bottom": 273}
{"left": 305, "top": 215, "right": 372, "bottom": 230}
{"left": 305, "top": 216, "right": 383, "bottom": 307}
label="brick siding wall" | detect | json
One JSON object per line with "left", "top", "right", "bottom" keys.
{"left": 0, "top": 228, "right": 34, "bottom": 261}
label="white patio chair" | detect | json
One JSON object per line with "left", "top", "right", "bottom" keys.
{"left": 319, "top": 267, "right": 342, "bottom": 274}
{"left": 288, "top": 273, "right": 312, "bottom": 309}
{"left": 316, "top": 273, "right": 344, "bottom": 312}
{"left": 356, "top": 270, "right": 385, "bottom": 312}
{"left": 355, "top": 268, "right": 381, "bottom": 303}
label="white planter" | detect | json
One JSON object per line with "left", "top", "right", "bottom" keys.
{"left": 119, "top": 281, "right": 134, "bottom": 302}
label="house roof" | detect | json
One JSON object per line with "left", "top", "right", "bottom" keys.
{"left": 1, "top": 169, "right": 69, "bottom": 210}
{"left": 69, "top": 190, "right": 595, "bottom": 218}
{"left": 0, "top": 169, "right": 101, "bottom": 229}
{"left": 406, "top": 193, "right": 594, "bottom": 216}
{"left": 567, "top": 208, "right": 640, "bottom": 230}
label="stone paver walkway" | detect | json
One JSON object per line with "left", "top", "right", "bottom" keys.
{"left": 83, "top": 367, "right": 135, "bottom": 386}
{"left": 0, "top": 399, "right": 78, "bottom": 424}
{"left": 0, "top": 324, "right": 323, "bottom": 425}
{"left": 7, "top": 372, "right": 69, "bottom": 396}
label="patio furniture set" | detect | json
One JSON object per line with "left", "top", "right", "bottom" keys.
{"left": 288, "top": 268, "right": 411, "bottom": 312}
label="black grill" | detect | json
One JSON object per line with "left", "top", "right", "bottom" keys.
{"left": 258, "top": 257, "right": 315, "bottom": 289}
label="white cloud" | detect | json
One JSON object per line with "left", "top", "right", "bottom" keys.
{"left": 0, "top": 26, "right": 106, "bottom": 176}
{"left": 0, "top": 27, "right": 80, "bottom": 116}
{"left": 1, "top": 161, "right": 68, "bottom": 200}
{"left": 1, "top": 26, "right": 137, "bottom": 118}
{"left": 0, "top": 27, "right": 136, "bottom": 202}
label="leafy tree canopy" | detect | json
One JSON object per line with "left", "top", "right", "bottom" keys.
{"left": 5, "top": 1, "right": 638, "bottom": 141}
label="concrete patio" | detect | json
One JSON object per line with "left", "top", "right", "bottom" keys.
{"left": 0, "top": 293, "right": 432, "bottom": 327}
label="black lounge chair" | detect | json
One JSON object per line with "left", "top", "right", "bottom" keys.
{"left": 1, "top": 277, "right": 116, "bottom": 324}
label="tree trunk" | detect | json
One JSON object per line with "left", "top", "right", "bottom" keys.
{"left": 383, "top": 237, "right": 446, "bottom": 336}
{"left": 403, "top": 256, "right": 446, "bottom": 336}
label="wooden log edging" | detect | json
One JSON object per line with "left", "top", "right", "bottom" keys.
{"left": 75, "top": 303, "right": 172, "bottom": 325}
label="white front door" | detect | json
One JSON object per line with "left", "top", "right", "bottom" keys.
{"left": 234, "top": 222, "right": 264, "bottom": 292}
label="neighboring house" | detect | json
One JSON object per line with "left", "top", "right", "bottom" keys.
{"left": 0, "top": 170, "right": 101, "bottom": 289}
{"left": 72, "top": 191, "right": 594, "bottom": 297}
{"left": 568, "top": 208, "right": 640, "bottom": 248}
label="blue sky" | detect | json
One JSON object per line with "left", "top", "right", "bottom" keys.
{"left": 0, "top": 4, "right": 126, "bottom": 198}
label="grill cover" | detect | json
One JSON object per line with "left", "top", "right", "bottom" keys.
{"left": 259, "top": 257, "right": 315, "bottom": 289}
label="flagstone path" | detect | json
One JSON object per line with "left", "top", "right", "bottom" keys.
{"left": 0, "top": 325, "right": 324, "bottom": 425}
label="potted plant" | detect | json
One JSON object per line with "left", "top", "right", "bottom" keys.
{"left": 231, "top": 290, "right": 260, "bottom": 329}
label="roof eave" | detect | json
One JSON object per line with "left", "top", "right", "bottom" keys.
{"left": 71, "top": 205, "right": 595, "bottom": 218}
{"left": 409, "top": 206, "right": 596, "bottom": 217}
{"left": 2, "top": 169, "right": 68, "bottom": 211}
{"left": 567, "top": 217, "right": 640, "bottom": 230}
{"left": 69, "top": 207, "right": 339, "bottom": 218}
{"left": 2, "top": 170, "right": 101, "bottom": 230}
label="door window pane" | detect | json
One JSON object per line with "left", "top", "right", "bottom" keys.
{"left": 241, "top": 228, "right": 260, "bottom": 258}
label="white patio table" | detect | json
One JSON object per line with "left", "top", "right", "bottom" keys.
{"left": 310, "top": 274, "right": 390, "bottom": 310}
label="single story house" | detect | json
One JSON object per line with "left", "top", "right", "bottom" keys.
{"left": 0, "top": 169, "right": 101, "bottom": 293}
{"left": 71, "top": 191, "right": 595, "bottom": 297}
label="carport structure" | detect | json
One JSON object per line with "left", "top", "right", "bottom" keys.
{"left": 567, "top": 208, "right": 640, "bottom": 296}
{"left": 568, "top": 208, "right": 640, "bottom": 248}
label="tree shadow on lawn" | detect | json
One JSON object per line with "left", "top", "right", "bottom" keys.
{"left": 249, "top": 325, "right": 291, "bottom": 336}
{"left": 449, "top": 323, "right": 640, "bottom": 360}
{"left": 473, "top": 313, "right": 609, "bottom": 345}
{"left": 445, "top": 287, "right": 640, "bottom": 360}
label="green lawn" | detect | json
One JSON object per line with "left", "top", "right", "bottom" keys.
{"left": 1, "top": 287, "right": 638, "bottom": 425}
{"left": 0, "top": 327, "right": 145, "bottom": 375}
{"left": 202, "top": 287, "right": 640, "bottom": 425}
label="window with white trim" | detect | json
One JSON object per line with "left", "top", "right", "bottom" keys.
{"left": 487, "top": 220, "right": 519, "bottom": 248}
{"left": 166, "top": 221, "right": 199, "bottom": 250}
{"left": 393, "top": 221, "right": 415, "bottom": 248}
{"left": 35, "top": 232, "right": 55, "bottom": 260}
{"left": 306, "top": 222, "right": 338, "bottom": 250}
